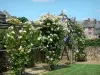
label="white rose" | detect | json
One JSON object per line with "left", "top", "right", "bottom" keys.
{"left": 19, "top": 46, "right": 23, "bottom": 50}
{"left": 46, "top": 56, "right": 49, "bottom": 59}
{"left": 31, "top": 43, "right": 33, "bottom": 46}
{"left": 57, "top": 37, "right": 59, "bottom": 39}
{"left": 50, "top": 58, "right": 53, "bottom": 61}
{"left": 52, "top": 22, "right": 56, "bottom": 24}
{"left": 7, "top": 34, "right": 10, "bottom": 37}
{"left": 50, "top": 34, "right": 53, "bottom": 36}
{"left": 29, "top": 28, "right": 32, "bottom": 30}
{"left": 51, "top": 28, "right": 53, "bottom": 31}
{"left": 47, "top": 45, "right": 49, "bottom": 47}
{"left": 59, "top": 56, "right": 61, "bottom": 59}
{"left": 23, "top": 30, "right": 26, "bottom": 33}
{"left": 4, "top": 45, "right": 6, "bottom": 47}
{"left": 38, "top": 37, "right": 41, "bottom": 40}
{"left": 43, "top": 36, "right": 46, "bottom": 39}
{"left": 76, "top": 49, "right": 79, "bottom": 53}
{"left": 28, "top": 49, "right": 31, "bottom": 53}
{"left": 18, "top": 36, "right": 22, "bottom": 39}
{"left": 47, "top": 23, "right": 50, "bottom": 25}
{"left": 11, "top": 31, "right": 15, "bottom": 34}
{"left": 9, "top": 26, "right": 13, "bottom": 29}
{"left": 50, "top": 38, "right": 53, "bottom": 42}
{"left": 48, "top": 36, "right": 50, "bottom": 38}
{"left": 54, "top": 34, "right": 57, "bottom": 36}
{"left": 57, "top": 27, "right": 60, "bottom": 30}
{"left": 67, "top": 29, "right": 70, "bottom": 33}
{"left": 19, "top": 30, "right": 23, "bottom": 33}
{"left": 52, "top": 51, "right": 54, "bottom": 53}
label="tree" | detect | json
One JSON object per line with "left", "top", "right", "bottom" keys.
{"left": 17, "top": 17, "right": 28, "bottom": 23}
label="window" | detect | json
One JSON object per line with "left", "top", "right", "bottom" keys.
{"left": 88, "top": 27, "right": 92, "bottom": 31}
{"left": 88, "top": 32, "right": 92, "bottom": 35}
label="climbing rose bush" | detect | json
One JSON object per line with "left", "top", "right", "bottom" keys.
{"left": 5, "top": 20, "right": 35, "bottom": 75}
{"left": 34, "top": 14, "right": 64, "bottom": 70}
{"left": 64, "top": 21, "right": 86, "bottom": 61}
{"left": 6, "top": 18, "right": 22, "bottom": 24}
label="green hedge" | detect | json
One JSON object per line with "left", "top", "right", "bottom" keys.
{"left": 85, "top": 38, "right": 100, "bottom": 47}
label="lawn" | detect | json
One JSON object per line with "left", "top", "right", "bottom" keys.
{"left": 43, "top": 64, "right": 100, "bottom": 75}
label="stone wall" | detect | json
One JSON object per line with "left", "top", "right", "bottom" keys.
{"left": 85, "top": 47, "right": 100, "bottom": 62}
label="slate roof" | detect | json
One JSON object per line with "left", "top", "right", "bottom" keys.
{"left": 0, "top": 11, "right": 5, "bottom": 15}
{"left": 2, "top": 10, "right": 11, "bottom": 17}
{"left": 94, "top": 22, "right": 100, "bottom": 35}
{"left": 82, "top": 20, "right": 95, "bottom": 28}
{"left": 95, "top": 23, "right": 100, "bottom": 29}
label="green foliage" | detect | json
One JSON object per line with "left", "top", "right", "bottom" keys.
{"left": 63, "top": 21, "right": 86, "bottom": 61}
{"left": 85, "top": 38, "right": 100, "bottom": 47}
{"left": 0, "top": 29, "right": 6, "bottom": 49}
{"left": 5, "top": 13, "right": 87, "bottom": 73}
{"left": 63, "top": 20, "right": 86, "bottom": 58}
{"left": 0, "top": 51, "right": 10, "bottom": 73}
{"left": 75, "top": 53, "right": 86, "bottom": 61}
{"left": 17, "top": 17, "right": 28, "bottom": 23}
{"left": 35, "top": 14, "right": 64, "bottom": 70}
{"left": 5, "top": 22, "right": 35, "bottom": 75}
{"left": 72, "top": 24, "right": 86, "bottom": 61}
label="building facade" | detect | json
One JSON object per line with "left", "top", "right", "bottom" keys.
{"left": 81, "top": 18, "right": 100, "bottom": 39}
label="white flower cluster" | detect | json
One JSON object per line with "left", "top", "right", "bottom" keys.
{"left": 19, "top": 46, "right": 23, "bottom": 50}
{"left": 49, "top": 51, "right": 55, "bottom": 53}
{"left": 39, "top": 14, "right": 60, "bottom": 22}
{"left": 7, "top": 33, "right": 14, "bottom": 39}
{"left": 11, "top": 31, "right": 15, "bottom": 34}
{"left": 34, "top": 14, "right": 61, "bottom": 26}
{"left": 24, "top": 21, "right": 31, "bottom": 24}
{"left": 33, "top": 20, "right": 43, "bottom": 25}
{"left": 46, "top": 56, "right": 54, "bottom": 61}
{"left": 46, "top": 51, "right": 56, "bottom": 61}
{"left": 6, "top": 18, "right": 22, "bottom": 24}
{"left": 19, "top": 29, "right": 26, "bottom": 33}
{"left": 8, "top": 26, "right": 14, "bottom": 30}
{"left": 37, "top": 35, "right": 47, "bottom": 40}
{"left": 18, "top": 36, "right": 22, "bottom": 39}
{"left": 61, "top": 22, "right": 70, "bottom": 33}
{"left": 38, "top": 33, "right": 59, "bottom": 42}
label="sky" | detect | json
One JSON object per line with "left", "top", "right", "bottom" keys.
{"left": 0, "top": 0, "right": 100, "bottom": 21}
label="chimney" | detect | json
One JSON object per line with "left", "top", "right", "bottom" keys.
{"left": 74, "top": 17, "right": 76, "bottom": 22}
{"left": 94, "top": 19, "right": 96, "bottom": 24}
{"left": 88, "top": 18, "right": 90, "bottom": 22}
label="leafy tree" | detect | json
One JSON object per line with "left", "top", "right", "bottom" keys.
{"left": 17, "top": 17, "right": 28, "bottom": 23}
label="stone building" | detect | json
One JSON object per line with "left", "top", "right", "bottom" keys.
{"left": 81, "top": 18, "right": 100, "bottom": 39}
